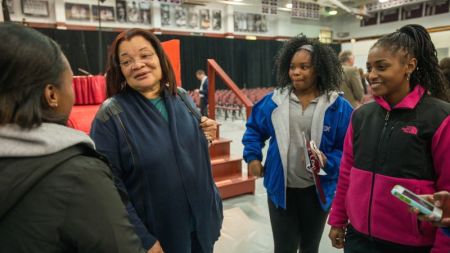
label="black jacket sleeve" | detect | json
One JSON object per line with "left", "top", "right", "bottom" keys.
{"left": 60, "top": 157, "right": 146, "bottom": 253}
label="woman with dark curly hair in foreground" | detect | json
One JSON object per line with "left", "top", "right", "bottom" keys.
{"left": 242, "top": 35, "right": 353, "bottom": 253}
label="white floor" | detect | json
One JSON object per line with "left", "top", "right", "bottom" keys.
{"left": 213, "top": 118, "right": 342, "bottom": 253}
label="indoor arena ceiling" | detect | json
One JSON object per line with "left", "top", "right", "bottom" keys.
{"left": 182, "top": 0, "right": 434, "bottom": 18}
{"left": 182, "top": 0, "right": 377, "bottom": 10}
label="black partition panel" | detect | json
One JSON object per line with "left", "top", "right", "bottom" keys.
{"left": 159, "top": 34, "right": 282, "bottom": 90}
{"left": 36, "top": 28, "right": 340, "bottom": 91}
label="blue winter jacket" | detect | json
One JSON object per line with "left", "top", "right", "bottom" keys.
{"left": 242, "top": 87, "right": 353, "bottom": 210}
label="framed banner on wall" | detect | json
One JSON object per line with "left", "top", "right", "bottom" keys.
{"left": 92, "top": 5, "right": 115, "bottom": 22}
{"left": 116, "top": 1, "right": 127, "bottom": 22}
{"left": 65, "top": 3, "right": 90, "bottom": 21}
{"left": 200, "top": 9, "right": 210, "bottom": 29}
{"left": 21, "top": 0, "right": 49, "bottom": 17}
{"left": 6, "top": 0, "right": 14, "bottom": 14}
{"left": 212, "top": 10, "right": 221, "bottom": 30}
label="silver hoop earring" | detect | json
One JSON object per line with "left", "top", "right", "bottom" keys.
{"left": 120, "top": 81, "right": 127, "bottom": 90}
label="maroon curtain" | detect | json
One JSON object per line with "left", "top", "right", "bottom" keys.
{"left": 73, "top": 75, "right": 106, "bottom": 105}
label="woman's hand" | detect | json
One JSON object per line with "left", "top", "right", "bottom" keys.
{"left": 200, "top": 116, "right": 217, "bottom": 143}
{"left": 411, "top": 191, "right": 450, "bottom": 227}
{"left": 329, "top": 226, "right": 345, "bottom": 249}
{"left": 147, "top": 241, "right": 164, "bottom": 253}
{"left": 248, "top": 160, "right": 264, "bottom": 177}
{"left": 433, "top": 191, "right": 450, "bottom": 227}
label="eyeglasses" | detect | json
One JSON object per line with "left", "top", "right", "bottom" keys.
{"left": 119, "top": 53, "right": 155, "bottom": 68}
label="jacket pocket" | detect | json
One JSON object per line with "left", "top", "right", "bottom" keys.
{"left": 263, "top": 148, "right": 284, "bottom": 196}
{"left": 345, "top": 167, "right": 373, "bottom": 235}
{"left": 370, "top": 174, "right": 436, "bottom": 246}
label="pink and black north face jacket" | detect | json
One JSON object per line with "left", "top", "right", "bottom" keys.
{"left": 328, "top": 85, "right": 450, "bottom": 252}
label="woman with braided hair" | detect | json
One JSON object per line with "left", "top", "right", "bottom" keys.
{"left": 328, "top": 24, "right": 450, "bottom": 253}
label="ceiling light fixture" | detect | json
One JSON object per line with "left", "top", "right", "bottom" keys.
{"left": 328, "top": 10, "right": 338, "bottom": 15}
{"left": 286, "top": 3, "right": 292, "bottom": 8}
{"left": 217, "top": 0, "right": 249, "bottom": 5}
{"left": 325, "top": 6, "right": 338, "bottom": 16}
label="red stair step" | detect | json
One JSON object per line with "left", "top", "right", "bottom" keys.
{"left": 215, "top": 176, "right": 257, "bottom": 199}
{"left": 211, "top": 155, "right": 242, "bottom": 180}
{"left": 209, "top": 138, "right": 231, "bottom": 158}
{"left": 208, "top": 121, "right": 256, "bottom": 199}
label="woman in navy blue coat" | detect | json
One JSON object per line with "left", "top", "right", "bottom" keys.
{"left": 90, "top": 28, "right": 223, "bottom": 253}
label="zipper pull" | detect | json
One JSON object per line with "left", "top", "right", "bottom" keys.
{"left": 384, "top": 111, "right": 390, "bottom": 126}
{"left": 384, "top": 111, "right": 390, "bottom": 122}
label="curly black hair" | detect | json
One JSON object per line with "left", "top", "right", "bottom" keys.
{"left": 372, "top": 24, "right": 449, "bottom": 102}
{"left": 274, "top": 35, "right": 343, "bottom": 95}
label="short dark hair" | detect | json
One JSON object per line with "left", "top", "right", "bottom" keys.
{"left": 106, "top": 28, "right": 177, "bottom": 97}
{"left": 0, "top": 23, "right": 66, "bottom": 129}
{"left": 372, "top": 24, "right": 449, "bottom": 102}
{"left": 338, "top": 50, "right": 353, "bottom": 64}
{"left": 274, "top": 35, "right": 343, "bottom": 95}
{"left": 196, "top": 69, "right": 205, "bottom": 76}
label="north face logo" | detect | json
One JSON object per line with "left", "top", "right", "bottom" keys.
{"left": 401, "top": 126, "right": 418, "bottom": 135}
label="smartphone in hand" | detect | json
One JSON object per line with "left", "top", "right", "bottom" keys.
{"left": 391, "top": 185, "right": 442, "bottom": 221}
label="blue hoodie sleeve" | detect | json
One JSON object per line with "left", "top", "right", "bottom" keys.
{"left": 90, "top": 115, "right": 157, "bottom": 251}
{"left": 242, "top": 94, "right": 273, "bottom": 163}
{"left": 323, "top": 97, "right": 353, "bottom": 180}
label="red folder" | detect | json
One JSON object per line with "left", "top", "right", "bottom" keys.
{"left": 303, "top": 132, "right": 327, "bottom": 205}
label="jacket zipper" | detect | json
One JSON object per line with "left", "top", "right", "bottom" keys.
{"left": 367, "top": 110, "right": 390, "bottom": 237}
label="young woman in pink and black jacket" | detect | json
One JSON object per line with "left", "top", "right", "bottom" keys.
{"left": 328, "top": 24, "right": 450, "bottom": 253}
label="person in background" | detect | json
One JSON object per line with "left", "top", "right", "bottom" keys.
{"left": 90, "top": 28, "right": 222, "bottom": 253}
{"left": 0, "top": 23, "right": 144, "bottom": 253}
{"left": 242, "top": 35, "right": 353, "bottom": 253}
{"left": 196, "top": 69, "right": 209, "bottom": 116}
{"left": 328, "top": 24, "right": 450, "bottom": 253}
{"left": 440, "top": 57, "right": 450, "bottom": 89}
{"left": 339, "top": 50, "right": 365, "bottom": 108}
{"left": 358, "top": 68, "right": 368, "bottom": 94}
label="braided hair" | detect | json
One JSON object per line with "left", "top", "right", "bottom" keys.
{"left": 274, "top": 35, "right": 342, "bottom": 95}
{"left": 372, "top": 24, "right": 449, "bottom": 101}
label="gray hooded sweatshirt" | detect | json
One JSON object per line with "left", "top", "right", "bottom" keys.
{"left": 0, "top": 123, "right": 145, "bottom": 253}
